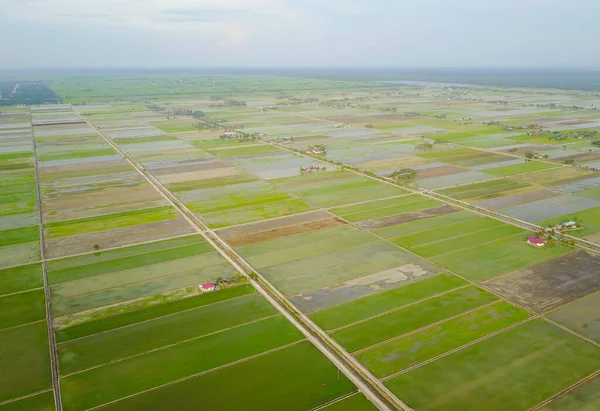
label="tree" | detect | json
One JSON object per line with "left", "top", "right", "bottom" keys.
{"left": 390, "top": 168, "right": 417, "bottom": 182}
{"left": 93, "top": 244, "right": 100, "bottom": 251}
{"left": 524, "top": 151, "right": 535, "bottom": 160}
{"left": 564, "top": 158, "right": 575, "bottom": 165}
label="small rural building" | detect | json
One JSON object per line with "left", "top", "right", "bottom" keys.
{"left": 199, "top": 282, "right": 216, "bottom": 292}
{"left": 527, "top": 236, "right": 547, "bottom": 247}
{"left": 558, "top": 221, "right": 577, "bottom": 229}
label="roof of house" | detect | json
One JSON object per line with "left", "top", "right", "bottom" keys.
{"left": 560, "top": 220, "right": 577, "bottom": 225}
{"left": 527, "top": 236, "right": 546, "bottom": 244}
{"left": 201, "top": 282, "right": 215, "bottom": 289}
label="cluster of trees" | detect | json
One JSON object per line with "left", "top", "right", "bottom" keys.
{"left": 390, "top": 168, "right": 417, "bottom": 181}
{"left": 0, "top": 82, "right": 59, "bottom": 106}
{"left": 194, "top": 117, "right": 227, "bottom": 129}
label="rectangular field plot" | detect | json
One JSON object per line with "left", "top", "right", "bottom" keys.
{"left": 0, "top": 322, "right": 52, "bottom": 403}
{"left": 373, "top": 210, "right": 478, "bottom": 239}
{"left": 91, "top": 342, "right": 356, "bottom": 411}
{"left": 310, "top": 273, "right": 467, "bottom": 330}
{"left": 56, "top": 284, "right": 255, "bottom": 343}
{"left": 330, "top": 194, "right": 442, "bottom": 223}
{"left": 483, "top": 161, "right": 560, "bottom": 177}
{"left": 320, "top": 394, "right": 378, "bottom": 411}
{"left": 539, "top": 374, "right": 600, "bottom": 410}
{"left": 182, "top": 178, "right": 314, "bottom": 228}
{"left": 384, "top": 320, "right": 600, "bottom": 411}
{"left": 389, "top": 217, "right": 524, "bottom": 258}
{"left": 357, "top": 301, "right": 529, "bottom": 378}
{"left": 0, "top": 390, "right": 55, "bottom": 411}
{"left": 331, "top": 286, "right": 499, "bottom": 352}
{"left": 484, "top": 251, "right": 600, "bottom": 313}
{"left": 57, "top": 292, "right": 277, "bottom": 374}
{"left": 0, "top": 289, "right": 46, "bottom": 330}
{"left": 273, "top": 170, "right": 407, "bottom": 208}
{"left": 430, "top": 234, "right": 573, "bottom": 281}
{"left": 0, "top": 263, "right": 43, "bottom": 296}
{"left": 47, "top": 234, "right": 238, "bottom": 316}
{"left": 548, "top": 291, "right": 600, "bottom": 343}
{"left": 60, "top": 316, "right": 304, "bottom": 410}
{"left": 438, "top": 178, "right": 532, "bottom": 200}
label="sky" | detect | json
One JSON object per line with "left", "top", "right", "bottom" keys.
{"left": 1, "top": 0, "right": 600, "bottom": 69}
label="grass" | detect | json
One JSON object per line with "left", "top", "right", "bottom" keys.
{"left": 46, "top": 235, "right": 205, "bottom": 272}
{"left": 357, "top": 301, "right": 529, "bottom": 377}
{"left": 93, "top": 341, "right": 356, "bottom": 411}
{"left": 320, "top": 394, "right": 378, "bottom": 411}
{"left": 0, "top": 322, "right": 51, "bottom": 403}
{"left": 0, "top": 289, "right": 46, "bottom": 330}
{"left": 48, "top": 241, "right": 214, "bottom": 285}
{"left": 310, "top": 273, "right": 467, "bottom": 330}
{"left": 208, "top": 144, "right": 283, "bottom": 157}
{"left": 44, "top": 206, "right": 177, "bottom": 238}
{"left": 58, "top": 293, "right": 277, "bottom": 373}
{"left": 484, "top": 161, "right": 560, "bottom": 177}
{"left": 245, "top": 228, "right": 377, "bottom": 269}
{"left": 438, "top": 178, "right": 531, "bottom": 200}
{"left": 155, "top": 124, "right": 198, "bottom": 133}
{"left": 261, "top": 241, "right": 419, "bottom": 295}
{"left": 385, "top": 320, "right": 600, "bottom": 411}
{"left": 60, "top": 316, "right": 304, "bottom": 410}
{"left": 37, "top": 148, "right": 116, "bottom": 162}
{"left": 198, "top": 199, "right": 314, "bottom": 228}
{"left": 0, "top": 263, "right": 43, "bottom": 296}
{"left": 56, "top": 285, "right": 254, "bottom": 343}
{"left": 374, "top": 211, "right": 477, "bottom": 239}
{"left": 0, "top": 225, "right": 39, "bottom": 247}
{"left": 409, "top": 225, "right": 525, "bottom": 258}
{"left": 547, "top": 291, "right": 600, "bottom": 343}
{"left": 333, "top": 197, "right": 441, "bottom": 222}
{"left": 51, "top": 260, "right": 237, "bottom": 316}
{"left": 540, "top": 374, "right": 600, "bottom": 410}
{"left": 0, "top": 390, "right": 55, "bottom": 411}
{"left": 431, "top": 235, "right": 573, "bottom": 281}
{"left": 331, "top": 286, "right": 498, "bottom": 352}
{"left": 391, "top": 217, "right": 503, "bottom": 248}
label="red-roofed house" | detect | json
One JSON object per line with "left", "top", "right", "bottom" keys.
{"left": 199, "top": 282, "right": 216, "bottom": 292}
{"left": 527, "top": 236, "right": 547, "bottom": 247}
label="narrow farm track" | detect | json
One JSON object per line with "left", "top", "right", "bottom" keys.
{"left": 266, "top": 141, "right": 600, "bottom": 255}
{"left": 71, "top": 105, "right": 410, "bottom": 411}
{"left": 30, "top": 108, "right": 63, "bottom": 411}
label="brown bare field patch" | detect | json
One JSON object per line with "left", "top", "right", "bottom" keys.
{"left": 151, "top": 159, "right": 228, "bottom": 176}
{"left": 475, "top": 189, "right": 558, "bottom": 210}
{"left": 45, "top": 199, "right": 167, "bottom": 223}
{"left": 43, "top": 185, "right": 163, "bottom": 213}
{"left": 484, "top": 251, "right": 600, "bottom": 313}
{"left": 559, "top": 120, "right": 594, "bottom": 125}
{"left": 552, "top": 152, "right": 600, "bottom": 163}
{"left": 357, "top": 205, "right": 458, "bottom": 230}
{"left": 227, "top": 218, "right": 346, "bottom": 247}
{"left": 217, "top": 210, "right": 332, "bottom": 240}
{"left": 359, "top": 156, "right": 427, "bottom": 173}
{"left": 416, "top": 165, "right": 465, "bottom": 179}
{"left": 38, "top": 160, "right": 129, "bottom": 178}
{"left": 158, "top": 167, "right": 241, "bottom": 185}
{"left": 45, "top": 218, "right": 195, "bottom": 258}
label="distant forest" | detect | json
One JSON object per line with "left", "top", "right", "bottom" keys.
{"left": 0, "top": 81, "right": 59, "bottom": 106}
{"left": 283, "top": 68, "right": 600, "bottom": 92}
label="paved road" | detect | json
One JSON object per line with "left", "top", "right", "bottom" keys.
{"left": 71, "top": 105, "right": 410, "bottom": 411}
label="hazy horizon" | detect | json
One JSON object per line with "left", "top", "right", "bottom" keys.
{"left": 2, "top": 0, "right": 600, "bottom": 69}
